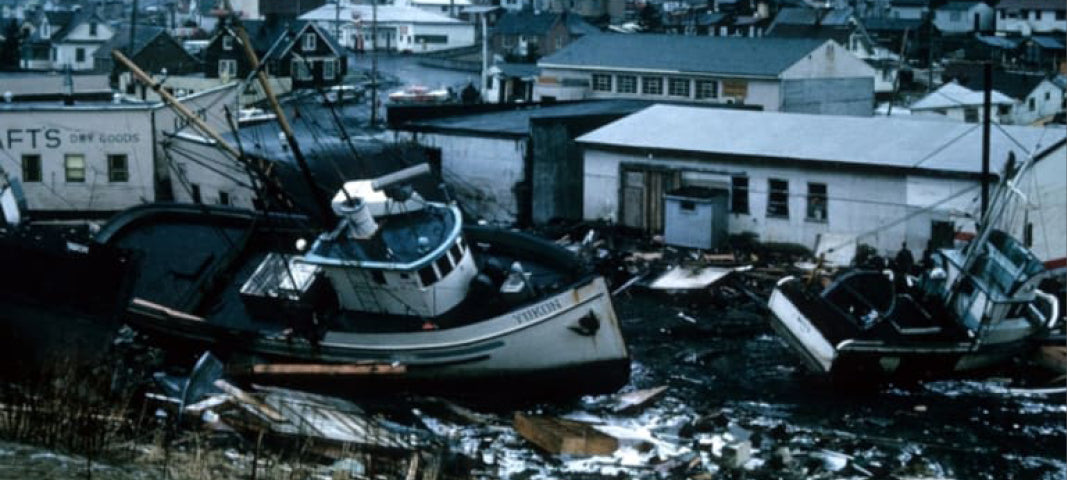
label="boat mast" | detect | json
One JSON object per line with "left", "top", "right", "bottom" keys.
{"left": 110, "top": 50, "right": 296, "bottom": 210}
{"left": 227, "top": 11, "right": 335, "bottom": 227}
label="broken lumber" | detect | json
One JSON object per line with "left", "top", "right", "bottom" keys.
{"left": 213, "top": 379, "right": 285, "bottom": 422}
{"left": 513, "top": 413, "right": 618, "bottom": 456}
{"left": 613, "top": 386, "right": 668, "bottom": 413}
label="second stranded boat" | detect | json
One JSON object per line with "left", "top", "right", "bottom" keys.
{"left": 95, "top": 164, "right": 630, "bottom": 395}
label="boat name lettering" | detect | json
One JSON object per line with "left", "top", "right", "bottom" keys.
{"left": 512, "top": 298, "right": 564, "bottom": 324}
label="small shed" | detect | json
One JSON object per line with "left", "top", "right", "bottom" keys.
{"left": 663, "top": 186, "right": 728, "bottom": 250}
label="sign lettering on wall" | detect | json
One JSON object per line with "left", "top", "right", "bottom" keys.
{"left": 0, "top": 128, "right": 141, "bottom": 150}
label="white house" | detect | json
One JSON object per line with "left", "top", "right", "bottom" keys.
{"left": 534, "top": 34, "right": 877, "bottom": 115}
{"left": 1013, "top": 75, "right": 1067, "bottom": 125}
{"left": 575, "top": 104, "right": 1065, "bottom": 254}
{"left": 300, "top": 2, "right": 475, "bottom": 52}
{"left": 887, "top": 0, "right": 929, "bottom": 20}
{"left": 30, "top": 10, "right": 114, "bottom": 71}
{"left": 933, "top": 1, "right": 994, "bottom": 34}
{"left": 0, "top": 84, "right": 240, "bottom": 215}
{"left": 995, "top": 0, "right": 1067, "bottom": 36}
{"left": 407, "top": 0, "right": 473, "bottom": 17}
{"left": 909, "top": 81, "right": 1017, "bottom": 123}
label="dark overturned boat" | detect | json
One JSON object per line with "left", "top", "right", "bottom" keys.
{"left": 768, "top": 159, "right": 1061, "bottom": 382}
{"left": 95, "top": 164, "right": 630, "bottom": 395}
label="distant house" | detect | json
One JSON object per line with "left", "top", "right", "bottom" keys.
{"left": 766, "top": 8, "right": 900, "bottom": 94}
{"left": 0, "top": 0, "right": 26, "bottom": 20}
{"left": 574, "top": 104, "right": 1065, "bottom": 253}
{"left": 95, "top": 25, "right": 201, "bottom": 85}
{"left": 995, "top": 0, "right": 1067, "bottom": 37}
{"left": 274, "top": 22, "right": 347, "bottom": 88}
{"left": 492, "top": 10, "right": 595, "bottom": 60}
{"left": 932, "top": 1, "right": 994, "bottom": 34}
{"left": 909, "top": 81, "right": 1017, "bottom": 123}
{"left": 535, "top": 34, "right": 877, "bottom": 115}
{"left": 1020, "top": 35, "right": 1066, "bottom": 70}
{"left": 203, "top": 19, "right": 292, "bottom": 81}
{"left": 887, "top": 0, "right": 929, "bottom": 20}
{"left": 968, "top": 34, "right": 1022, "bottom": 64}
{"left": 1012, "top": 75, "right": 1066, "bottom": 125}
{"left": 21, "top": 9, "right": 113, "bottom": 71}
{"left": 300, "top": 3, "right": 475, "bottom": 53}
{"left": 484, "top": 62, "right": 540, "bottom": 103}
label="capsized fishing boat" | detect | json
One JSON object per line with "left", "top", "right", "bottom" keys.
{"left": 95, "top": 164, "right": 630, "bottom": 395}
{"left": 768, "top": 159, "right": 1062, "bottom": 382}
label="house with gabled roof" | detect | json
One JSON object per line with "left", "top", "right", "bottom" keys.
{"left": 273, "top": 22, "right": 347, "bottom": 88}
{"left": 995, "top": 0, "right": 1066, "bottom": 36}
{"left": 534, "top": 34, "right": 876, "bottom": 115}
{"left": 492, "top": 9, "right": 595, "bottom": 60}
{"left": 21, "top": 8, "right": 113, "bottom": 71}
{"left": 909, "top": 81, "right": 1017, "bottom": 123}
{"left": 94, "top": 25, "right": 201, "bottom": 80}
{"left": 933, "top": 1, "right": 994, "bottom": 34}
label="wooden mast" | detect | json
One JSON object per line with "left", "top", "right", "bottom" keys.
{"left": 111, "top": 49, "right": 294, "bottom": 209}
{"left": 229, "top": 14, "right": 334, "bottom": 226}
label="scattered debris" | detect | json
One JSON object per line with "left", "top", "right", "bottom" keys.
{"left": 612, "top": 386, "right": 669, "bottom": 413}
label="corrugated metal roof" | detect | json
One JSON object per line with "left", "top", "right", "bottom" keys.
{"left": 576, "top": 104, "right": 1065, "bottom": 175}
{"left": 538, "top": 34, "right": 827, "bottom": 78}
{"left": 910, "top": 81, "right": 1016, "bottom": 110}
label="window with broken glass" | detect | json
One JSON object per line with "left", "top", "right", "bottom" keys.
{"left": 767, "top": 178, "right": 789, "bottom": 218}
{"left": 806, "top": 182, "right": 827, "bottom": 222}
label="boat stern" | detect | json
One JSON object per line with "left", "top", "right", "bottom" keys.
{"left": 767, "top": 277, "right": 836, "bottom": 374}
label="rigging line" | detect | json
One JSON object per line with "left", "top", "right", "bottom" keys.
{"left": 991, "top": 122, "right": 1043, "bottom": 155}
{"left": 911, "top": 123, "right": 980, "bottom": 170}
{"left": 222, "top": 105, "right": 266, "bottom": 200}
{"left": 164, "top": 145, "right": 256, "bottom": 189}
{"left": 822, "top": 184, "right": 981, "bottom": 255}
{"left": 163, "top": 149, "right": 240, "bottom": 250}
{"left": 294, "top": 53, "right": 368, "bottom": 176}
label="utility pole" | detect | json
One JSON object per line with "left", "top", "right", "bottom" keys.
{"left": 980, "top": 61, "right": 991, "bottom": 218}
{"left": 370, "top": 0, "right": 379, "bottom": 126}
{"left": 129, "top": 0, "right": 138, "bottom": 54}
{"left": 335, "top": 0, "right": 341, "bottom": 47}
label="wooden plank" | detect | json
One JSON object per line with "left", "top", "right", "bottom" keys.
{"left": 613, "top": 386, "right": 668, "bottom": 413}
{"left": 513, "top": 413, "right": 618, "bottom": 456}
{"left": 214, "top": 379, "right": 286, "bottom": 422}
{"left": 251, "top": 363, "right": 407, "bottom": 376}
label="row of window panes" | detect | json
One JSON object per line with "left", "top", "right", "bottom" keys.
{"left": 592, "top": 74, "right": 719, "bottom": 99}
{"left": 21, "top": 153, "right": 128, "bottom": 183}
{"left": 729, "top": 176, "right": 827, "bottom": 221}
{"left": 416, "top": 237, "right": 467, "bottom": 287}
{"left": 1000, "top": 9, "right": 1065, "bottom": 20}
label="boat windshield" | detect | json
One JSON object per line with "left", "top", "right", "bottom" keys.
{"left": 822, "top": 270, "right": 896, "bottom": 329}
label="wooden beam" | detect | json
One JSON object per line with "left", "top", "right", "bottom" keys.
{"left": 513, "top": 413, "right": 618, "bottom": 456}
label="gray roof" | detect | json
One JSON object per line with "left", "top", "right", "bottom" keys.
{"left": 1030, "top": 35, "right": 1065, "bottom": 50}
{"left": 397, "top": 100, "right": 655, "bottom": 136}
{"left": 938, "top": 1, "right": 982, "bottom": 11}
{"left": 93, "top": 24, "right": 165, "bottom": 59}
{"left": 576, "top": 104, "right": 1065, "bottom": 175}
{"left": 976, "top": 35, "right": 1021, "bottom": 49}
{"left": 494, "top": 10, "right": 561, "bottom": 36}
{"left": 495, "top": 62, "right": 541, "bottom": 78}
{"left": 996, "top": 0, "right": 1065, "bottom": 11}
{"left": 863, "top": 17, "right": 924, "bottom": 31}
{"left": 538, "top": 34, "right": 828, "bottom": 78}
{"left": 769, "top": 7, "right": 854, "bottom": 28}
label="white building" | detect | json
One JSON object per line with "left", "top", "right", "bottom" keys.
{"left": 23, "top": 10, "right": 114, "bottom": 71}
{"left": 909, "top": 81, "right": 1017, "bottom": 123}
{"left": 575, "top": 104, "right": 1065, "bottom": 254}
{"left": 995, "top": 0, "right": 1067, "bottom": 36}
{"left": 933, "top": 1, "right": 994, "bottom": 34}
{"left": 300, "top": 2, "right": 475, "bottom": 52}
{"left": 1013, "top": 76, "right": 1067, "bottom": 125}
{"left": 535, "top": 34, "right": 877, "bottom": 116}
{"left": 0, "top": 84, "right": 240, "bottom": 215}
{"left": 407, "top": 0, "right": 473, "bottom": 17}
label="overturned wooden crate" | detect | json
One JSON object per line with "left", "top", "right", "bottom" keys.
{"left": 513, "top": 413, "right": 618, "bottom": 456}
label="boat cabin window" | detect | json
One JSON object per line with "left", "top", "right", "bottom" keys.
{"left": 418, "top": 265, "right": 437, "bottom": 286}
{"left": 435, "top": 255, "right": 453, "bottom": 278}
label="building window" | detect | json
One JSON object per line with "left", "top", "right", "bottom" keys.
{"left": 1028, "top": 97, "right": 1036, "bottom": 111}
{"left": 190, "top": 184, "right": 201, "bottom": 204}
{"left": 695, "top": 80, "right": 718, "bottom": 99}
{"left": 964, "top": 107, "right": 978, "bottom": 122}
{"left": 89, "top": 22, "right": 97, "bottom": 36}
{"left": 731, "top": 176, "right": 748, "bottom": 214}
{"left": 668, "top": 77, "right": 690, "bottom": 97}
{"left": 303, "top": 33, "right": 317, "bottom": 51}
{"left": 107, "top": 154, "right": 129, "bottom": 182}
{"left": 64, "top": 154, "right": 85, "bottom": 183}
{"left": 223, "top": 35, "right": 233, "bottom": 50}
{"left": 592, "top": 74, "right": 612, "bottom": 92}
{"left": 323, "top": 59, "right": 336, "bottom": 80}
{"left": 998, "top": 104, "right": 1011, "bottom": 115}
{"left": 219, "top": 191, "right": 230, "bottom": 205}
{"left": 617, "top": 75, "right": 637, "bottom": 93}
{"left": 75, "top": 48, "right": 85, "bottom": 62}
{"left": 641, "top": 76, "right": 663, "bottom": 95}
{"left": 292, "top": 59, "right": 312, "bottom": 80}
{"left": 22, "top": 154, "right": 42, "bottom": 182}
{"left": 1057, "top": 10, "right": 1065, "bottom": 20}
{"left": 767, "top": 178, "right": 788, "bottom": 218}
{"left": 218, "top": 59, "right": 237, "bottom": 77}
{"left": 806, "top": 183, "right": 827, "bottom": 221}
{"left": 1035, "top": 10, "right": 1042, "bottom": 19}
